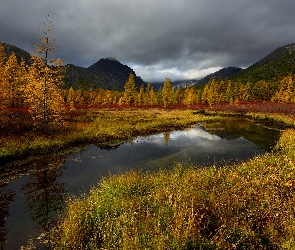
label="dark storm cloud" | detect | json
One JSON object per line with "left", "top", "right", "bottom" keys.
{"left": 1, "top": 0, "right": 295, "bottom": 82}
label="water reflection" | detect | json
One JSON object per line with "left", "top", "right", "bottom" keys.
{"left": 2, "top": 154, "right": 67, "bottom": 249}
{"left": 0, "top": 184, "right": 16, "bottom": 250}
{"left": 21, "top": 161, "right": 67, "bottom": 231}
{"left": 1, "top": 118, "right": 281, "bottom": 249}
{"left": 163, "top": 132, "right": 170, "bottom": 145}
{"left": 201, "top": 118, "right": 280, "bottom": 151}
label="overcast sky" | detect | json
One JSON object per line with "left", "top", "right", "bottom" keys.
{"left": 1, "top": 0, "right": 295, "bottom": 82}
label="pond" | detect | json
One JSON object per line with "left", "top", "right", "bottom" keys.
{"left": 0, "top": 118, "right": 281, "bottom": 249}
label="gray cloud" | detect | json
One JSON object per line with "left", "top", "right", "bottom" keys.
{"left": 1, "top": 0, "right": 295, "bottom": 82}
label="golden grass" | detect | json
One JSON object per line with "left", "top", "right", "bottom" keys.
{"left": 49, "top": 129, "right": 295, "bottom": 249}
{"left": 0, "top": 108, "right": 220, "bottom": 160}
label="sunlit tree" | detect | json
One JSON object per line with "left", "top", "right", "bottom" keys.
{"left": 24, "top": 14, "right": 65, "bottom": 128}
{"left": 67, "top": 87, "right": 76, "bottom": 110}
{"left": 0, "top": 41, "right": 10, "bottom": 119}
{"left": 183, "top": 87, "right": 196, "bottom": 106}
{"left": 272, "top": 76, "right": 295, "bottom": 103}
{"left": 123, "top": 73, "right": 138, "bottom": 105}
{"left": 4, "top": 52, "right": 28, "bottom": 107}
{"left": 162, "top": 76, "right": 173, "bottom": 107}
{"left": 137, "top": 84, "right": 145, "bottom": 105}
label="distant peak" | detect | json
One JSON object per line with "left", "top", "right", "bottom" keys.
{"left": 104, "top": 57, "right": 118, "bottom": 62}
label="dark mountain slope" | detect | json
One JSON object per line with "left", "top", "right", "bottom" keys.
{"left": 231, "top": 43, "right": 295, "bottom": 83}
{"left": 198, "top": 66, "right": 243, "bottom": 85}
{"left": 2, "top": 43, "right": 31, "bottom": 64}
{"left": 87, "top": 58, "right": 144, "bottom": 90}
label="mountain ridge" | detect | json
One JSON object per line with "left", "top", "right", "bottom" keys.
{"left": 2, "top": 43, "right": 145, "bottom": 90}
{"left": 230, "top": 43, "right": 295, "bottom": 82}
{"left": 197, "top": 66, "right": 243, "bottom": 85}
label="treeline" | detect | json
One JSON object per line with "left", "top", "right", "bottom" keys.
{"left": 2, "top": 42, "right": 295, "bottom": 119}
{"left": 63, "top": 73, "right": 295, "bottom": 106}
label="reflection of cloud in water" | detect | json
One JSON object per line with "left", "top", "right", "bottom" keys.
{"left": 170, "top": 128, "right": 221, "bottom": 141}
{"left": 133, "top": 127, "right": 221, "bottom": 145}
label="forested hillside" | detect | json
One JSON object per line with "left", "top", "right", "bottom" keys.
{"left": 231, "top": 43, "right": 295, "bottom": 83}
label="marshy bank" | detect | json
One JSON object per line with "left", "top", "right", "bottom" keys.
{"left": 2, "top": 115, "right": 282, "bottom": 250}
{"left": 0, "top": 109, "right": 221, "bottom": 163}
{"left": 1, "top": 108, "right": 294, "bottom": 249}
{"left": 45, "top": 128, "right": 295, "bottom": 250}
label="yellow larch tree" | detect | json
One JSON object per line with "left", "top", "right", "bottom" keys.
{"left": 123, "top": 73, "right": 138, "bottom": 105}
{"left": 0, "top": 41, "right": 10, "bottom": 120}
{"left": 4, "top": 52, "right": 27, "bottom": 108}
{"left": 162, "top": 76, "right": 173, "bottom": 107}
{"left": 24, "top": 14, "right": 65, "bottom": 128}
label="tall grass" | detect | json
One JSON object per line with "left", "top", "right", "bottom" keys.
{"left": 49, "top": 129, "right": 295, "bottom": 249}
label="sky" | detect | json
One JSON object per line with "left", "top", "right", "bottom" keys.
{"left": 1, "top": 0, "right": 295, "bottom": 82}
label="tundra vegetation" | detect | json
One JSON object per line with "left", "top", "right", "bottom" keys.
{"left": 3, "top": 17, "right": 295, "bottom": 250}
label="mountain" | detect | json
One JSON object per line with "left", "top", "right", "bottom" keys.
{"left": 197, "top": 66, "right": 243, "bottom": 85}
{"left": 173, "top": 79, "right": 200, "bottom": 89}
{"left": 2, "top": 43, "right": 145, "bottom": 90}
{"left": 231, "top": 43, "right": 295, "bottom": 83}
{"left": 87, "top": 58, "right": 144, "bottom": 90}
{"left": 65, "top": 58, "right": 145, "bottom": 90}
{"left": 150, "top": 79, "right": 200, "bottom": 91}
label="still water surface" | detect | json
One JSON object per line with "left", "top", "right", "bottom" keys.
{"left": 1, "top": 118, "right": 281, "bottom": 249}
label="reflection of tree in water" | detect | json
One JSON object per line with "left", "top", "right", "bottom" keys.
{"left": 21, "top": 155, "right": 67, "bottom": 232}
{"left": 163, "top": 132, "right": 170, "bottom": 145}
{"left": 202, "top": 118, "right": 280, "bottom": 150}
{"left": 0, "top": 183, "right": 16, "bottom": 250}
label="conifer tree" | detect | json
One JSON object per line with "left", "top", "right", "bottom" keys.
{"left": 174, "top": 88, "right": 182, "bottom": 104}
{"left": 157, "top": 87, "right": 163, "bottom": 104}
{"left": 123, "top": 73, "right": 138, "bottom": 105}
{"left": 24, "top": 14, "right": 65, "bottom": 128}
{"left": 162, "top": 76, "right": 173, "bottom": 107}
{"left": 201, "top": 85, "right": 210, "bottom": 104}
{"left": 0, "top": 41, "right": 10, "bottom": 119}
{"left": 144, "top": 83, "right": 152, "bottom": 105}
{"left": 4, "top": 52, "right": 27, "bottom": 107}
{"left": 149, "top": 86, "right": 157, "bottom": 105}
{"left": 225, "top": 82, "right": 233, "bottom": 103}
{"left": 183, "top": 87, "right": 196, "bottom": 106}
{"left": 67, "top": 87, "right": 76, "bottom": 110}
{"left": 137, "top": 84, "right": 145, "bottom": 105}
